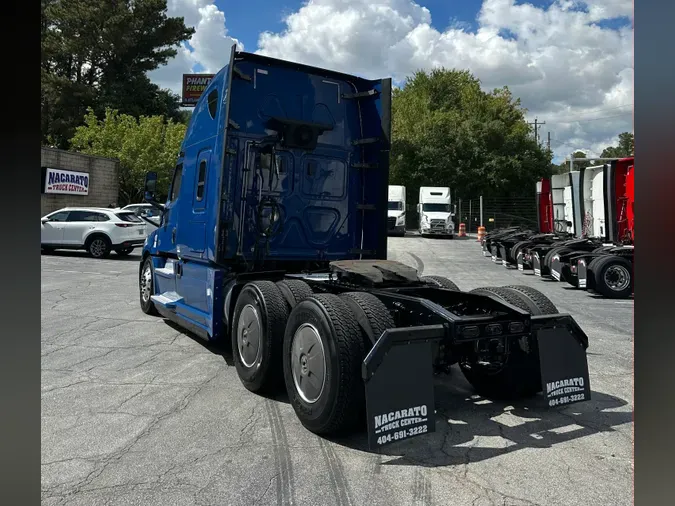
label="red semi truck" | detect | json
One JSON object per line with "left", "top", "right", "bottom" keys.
{"left": 481, "top": 157, "right": 634, "bottom": 299}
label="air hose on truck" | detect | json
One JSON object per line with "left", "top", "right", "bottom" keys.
{"left": 253, "top": 145, "right": 284, "bottom": 265}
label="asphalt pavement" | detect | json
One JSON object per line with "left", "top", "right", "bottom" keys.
{"left": 41, "top": 234, "right": 633, "bottom": 506}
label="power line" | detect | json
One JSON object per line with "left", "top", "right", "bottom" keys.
{"left": 551, "top": 112, "right": 633, "bottom": 125}
{"left": 554, "top": 103, "right": 633, "bottom": 116}
{"left": 527, "top": 117, "right": 545, "bottom": 144}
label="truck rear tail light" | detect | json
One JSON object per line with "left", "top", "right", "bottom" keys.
{"left": 509, "top": 322, "right": 525, "bottom": 334}
{"left": 460, "top": 326, "right": 480, "bottom": 338}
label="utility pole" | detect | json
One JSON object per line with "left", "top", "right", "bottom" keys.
{"left": 547, "top": 131, "right": 551, "bottom": 151}
{"left": 528, "top": 118, "right": 546, "bottom": 145}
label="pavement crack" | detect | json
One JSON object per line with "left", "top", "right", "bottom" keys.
{"left": 253, "top": 473, "right": 279, "bottom": 506}
{"left": 57, "top": 372, "right": 220, "bottom": 498}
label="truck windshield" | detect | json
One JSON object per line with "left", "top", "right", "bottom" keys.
{"left": 388, "top": 201, "right": 403, "bottom": 211}
{"left": 422, "top": 203, "right": 450, "bottom": 213}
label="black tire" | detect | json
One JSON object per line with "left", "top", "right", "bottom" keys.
{"left": 86, "top": 234, "right": 111, "bottom": 258}
{"left": 338, "top": 291, "right": 395, "bottom": 347}
{"left": 276, "top": 279, "right": 313, "bottom": 309}
{"left": 469, "top": 287, "right": 534, "bottom": 314}
{"left": 510, "top": 241, "right": 531, "bottom": 262}
{"left": 421, "top": 275, "right": 460, "bottom": 291}
{"left": 115, "top": 247, "right": 134, "bottom": 257}
{"left": 502, "top": 285, "right": 559, "bottom": 314}
{"left": 139, "top": 256, "right": 159, "bottom": 316}
{"left": 544, "top": 246, "right": 572, "bottom": 270}
{"left": 460, "top": 286, "right": 547, "bottom": 399}
{"left": 589, "top": 255, "right": 633, "bottom": 299}
{"left": 232, "top": 281, "right": 289, "bottom": 394}
{"left": 283, "top": 294, "right": 365, "bottom": 435}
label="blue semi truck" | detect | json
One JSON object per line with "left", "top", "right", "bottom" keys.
{"left": 138, "top": 47, "right": 592, "bottom": 450}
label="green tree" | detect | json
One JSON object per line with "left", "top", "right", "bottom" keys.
{"left": 600, "top": 132, "right": 634, "bottom": 158}
{"left": 41, "top": 0, "right": 194, "bottom": 148}
{"left": 391, "top": 69, "right": 552, "bottom": 204}
{"left": 70, "top": 108, "right": 186, "bottom": 204}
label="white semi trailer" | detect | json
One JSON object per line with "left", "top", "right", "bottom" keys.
{"left": 387, "top": 185, "right": 407, "bottom": 236}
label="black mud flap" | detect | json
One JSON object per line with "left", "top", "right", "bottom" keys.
{"left": 533, "top": 251, "right": 551, "bottom": 277}
{"left": 577, "top": 259, "right": 588, "bottom": 289}
{"left": 534, "top": 316, "right": 591, "bottom": 408}
{"left": 362, "top": 325, "right": 445, "bottom": 450}
{"left": 516, "top": 251, "right": 531, "bottom": 272}
{"left": 499, "top": 245, "right": 510, "bottom": 267}
{"left": 550, "top": 255, "right": 563, "bottom": 281}
{"left": 491, "top": 245, "right": 500, "bottom": 263}
{"left": 532, "top": 252, "right": 542, "bottom": 276}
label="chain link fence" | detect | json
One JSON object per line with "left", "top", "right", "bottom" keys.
{"left": 457, "top": 196, "right": 538, "bottom": 233}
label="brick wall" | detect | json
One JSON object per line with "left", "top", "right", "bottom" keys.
{"left": 41, "top": 148, "right": 120, "bottom": 216}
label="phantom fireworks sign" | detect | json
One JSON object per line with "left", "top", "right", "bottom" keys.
{"left": 181, "top": 74, "right": 215, "bottom": 107}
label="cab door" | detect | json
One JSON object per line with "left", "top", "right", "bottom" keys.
{"left": 173, "top": 149, "right": 212, "bottom": 315}
{"left": 183, "top": 148, "right": 211, "bottom": 258}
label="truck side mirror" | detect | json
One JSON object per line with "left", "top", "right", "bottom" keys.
{"left": 144, "top": 171, "right": 158, "bottom": 201}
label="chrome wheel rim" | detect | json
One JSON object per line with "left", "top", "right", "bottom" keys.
{"left": 237, "top": 304, "right": 262, "bottom": 368}
{"left": 90, "top": 239, "right": 106, "bottom": 257}
{"left": 604, "top": 265, "right": 630, "bottom": 291}
{"left": 290, "top": 323, "right": 326, "bottom": 404}
{"left": 140, "top": 263, "right": 152, "bottom": 303}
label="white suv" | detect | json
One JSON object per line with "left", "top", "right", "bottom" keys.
{"left": 118, "top": 203, "right": 161, "bottom": 233}
{"left": 41, "top": 207, "right": 147, "bottom": 258}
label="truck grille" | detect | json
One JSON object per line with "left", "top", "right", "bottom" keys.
{"left": 430, "top": 219, "right": 445, "bottom": 230}
{"left": 387, "top": 217, "right": 397, "bottom": 229}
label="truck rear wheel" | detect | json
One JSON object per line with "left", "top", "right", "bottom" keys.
{"left": 283, "top": 294, "right": 365, "bottom": 435}
{"left": 421, "top": 275, "right": 460, "bottom": 291}
{"left": 589, "top": 255, "right": 633, "bottom": 299}
{"left": 459, "top": 285, "right": 558, "bottom": 400}
{"left": 232, "top": 280, "right": 289, "bottom": 394}
{"left": 503, "top": 285, "right": 559, "bottom": 315}
{"left": 510, "top": 241, "right": 531, "bottom": 263}
{"left": 276, "top": 279, "right": 313, "bottom": 309}
{"left": 339, "top": 291, "right": 395, "bottom": 347}
{"left": 544, "top": 246, "right": 572, "bottom": 270}
{"left": 469, "top": 287, "right": 533, "bottom": 313}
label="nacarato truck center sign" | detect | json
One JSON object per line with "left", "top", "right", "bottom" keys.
{"left": 42, "top": 167, "right": 90, "bottom": 195}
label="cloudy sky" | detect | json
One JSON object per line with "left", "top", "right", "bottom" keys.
{"left": 149, "top": 0, "right": 633, "bottom": 163}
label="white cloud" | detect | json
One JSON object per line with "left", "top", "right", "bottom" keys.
{"left": 148, "top": 0, "right": 241, "bottom": 96}
{"left": 252, "top": 0, "right": 633, "bottom": 162}
{"left": 149, "top": 0, "right": 633, "bottom": 161}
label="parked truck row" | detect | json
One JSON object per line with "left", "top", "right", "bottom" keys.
{"left": 387, "top": 185, "right": 456, "bottom": 238}
{"left": 479, "top": 157, "right": 634, "bottom": 299}
{"left": 138, "top": 48, "right": 592, "bottom": 451}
